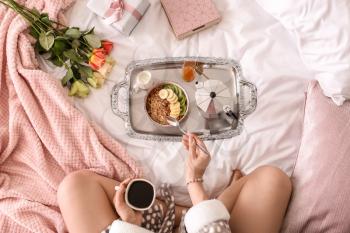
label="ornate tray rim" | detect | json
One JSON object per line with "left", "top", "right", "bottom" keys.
{"left": 111, "top": 57, "right": 257, "bottom": 142}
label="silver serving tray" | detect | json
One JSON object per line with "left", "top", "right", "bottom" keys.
{"left": 111, "top": 57, "right": 257, "bottom": 141}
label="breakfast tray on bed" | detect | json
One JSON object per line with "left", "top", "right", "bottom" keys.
{"left": 111, "top": 57, "right": 257, "bottom": 141}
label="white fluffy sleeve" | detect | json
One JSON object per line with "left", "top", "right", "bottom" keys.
{"left": 109, "top": 220, "right": 153, "bottom": 233}
{"left": 184, "top": 199, "right": 230, "bottom": 233}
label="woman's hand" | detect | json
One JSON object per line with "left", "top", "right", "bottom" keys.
{"left": 113, "top": 178, "right": 143, "bottom": 226}
{"left": 182, "top": 133, "right": 211, "bottom": 182}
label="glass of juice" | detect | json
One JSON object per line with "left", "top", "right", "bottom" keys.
{"left": 182, "top": 61, "right": 196, "bottom": 82}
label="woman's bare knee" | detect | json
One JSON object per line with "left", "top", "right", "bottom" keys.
{"left": 57, "top": 170, "right": 95, "bottom": 205}
{"left": 57, "top": 171, "right": 119, "bottom": 233}
{"left": 228, "top": 166, "right": 292, "bottom": 233}
{"left": 251, "top": 166, "right": 292, "bottom": 194}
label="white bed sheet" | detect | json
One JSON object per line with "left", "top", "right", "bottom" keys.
{"left": 43, "top": 0, "right": 312, "bottom": 206}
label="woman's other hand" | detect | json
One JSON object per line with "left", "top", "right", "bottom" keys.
{"left": 113, "top": 178, "right": 143, "bottom": 226}
{"left": 182, "top": 133, "right": 211, "bottom": 182}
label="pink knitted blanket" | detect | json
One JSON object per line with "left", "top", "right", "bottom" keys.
{"left": 0, "top": 0, "right": 141, "bottom": 232}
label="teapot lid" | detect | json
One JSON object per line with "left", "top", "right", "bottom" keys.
{"left": 195, "top": 80, "right": 232, "bottom": 115}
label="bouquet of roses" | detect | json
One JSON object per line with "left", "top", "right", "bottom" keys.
{"left": 0, "top": 0, "right": 115, "bottom": 98}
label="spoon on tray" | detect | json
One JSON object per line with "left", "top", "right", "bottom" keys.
{"left": 166, "top": 116, "right": 210, "bottom": 156}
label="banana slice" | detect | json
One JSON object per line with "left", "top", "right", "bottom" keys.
{"left": 171, "top": 107, "right": 180, "bottom": 114}
{"left": 170, "top": 113, "right": 180, "bottom": 118}
{"left": 166, "top": 89, "right": 174, "bottom": 99}
{"left": 170, "top": 102, "right": 180, "bottom": 111}
{"left": 168, "top": 95, "right": 176, "bottom": 102}
{"left": 170, "top": 108, "right": 181, "bottom": 114}
{"left": 171, "top": 111, "right": 180, "bottom": 117}
{"left": 168, "top": 97, "right": 177, "bottom": 103}
{"left": 168, "top": 95, "right": 178, "bottom": 104}
{"left": 170, "top": 110, "right": 179, "bottom": 116}
{"left": 159, "top": 89, "right": 168, "bottom": 99}
{"left": 171, "top": 106, "right": 180, "bottom": 113}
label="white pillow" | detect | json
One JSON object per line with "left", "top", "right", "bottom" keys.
{"left": 256, "top": 0, "right": 350, "bottom": 105}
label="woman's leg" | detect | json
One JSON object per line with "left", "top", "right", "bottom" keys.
{"left": 57, "top": 170, "right": 187, "bottom": 233}
{"left": 218, "top": 166, "right": 292, "bottom": 233}
{"left": 57, "top": 170, "right": 119, "bottom": 233}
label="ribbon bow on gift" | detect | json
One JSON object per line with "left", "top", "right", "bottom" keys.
{"left": 104, "top": 0, "right": 143, "bottom": 25}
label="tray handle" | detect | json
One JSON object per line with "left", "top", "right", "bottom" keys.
{"left": 240, "top": 80, "right": 257, "bottom": 117}
{"left": 111, "top": 81, "right": 128, "bottom": 121}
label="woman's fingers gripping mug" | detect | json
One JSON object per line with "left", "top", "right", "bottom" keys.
{"left": 115, "top": 178, "right": 156, "bottom": 211}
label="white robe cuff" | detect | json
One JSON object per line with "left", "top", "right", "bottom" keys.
{"left": 109, "top": 220, "right": 152, "bottom": 233}
{"left": 184, "top": 199, "right": 230, "bottom": 233}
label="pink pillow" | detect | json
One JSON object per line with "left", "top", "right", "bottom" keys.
{"left": 281, "top": 81, "right": 350, "bottom": 232}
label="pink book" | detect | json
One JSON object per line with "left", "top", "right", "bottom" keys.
{"left": 161, "top": 0, "right": 222, "bottom": 40}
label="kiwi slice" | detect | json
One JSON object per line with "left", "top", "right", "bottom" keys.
{"left": 180, "top": 97, "right": 187, "bottom": 114}
{"left": 180, "top": 105, "right": 187, "bottom": 115}
{"left": 178, "top": 89, "right": 185, "bottom": 99}
{"left": 163, "top": 84, "right": 172, "bottom": 90}
{"left": 173, "top": 86, "right": 180, "bottom": 96}
{"left": 164, "top": 84, "right": 187, "bottom": 115}
{"left": 180, "top": 97, "right": 186, "bottom": 106}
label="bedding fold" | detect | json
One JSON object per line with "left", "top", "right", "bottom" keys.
{"left": 0, "top": 0, "right": 141, "bottom": 232}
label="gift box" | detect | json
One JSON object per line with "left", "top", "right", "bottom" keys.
{"left": 87, "top": 0, "right": 150, "bottom": 35}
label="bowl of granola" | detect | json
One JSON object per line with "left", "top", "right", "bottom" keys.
{"left": 145, "top": 82, "right": 189, "bottom": 126}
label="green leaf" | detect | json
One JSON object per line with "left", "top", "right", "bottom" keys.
{"left": 52, "top": 39, "right": 68, "bottom": 56}
{"left": 65, "top": 28, "right": 81, "bottom": 39}
{"left": 63, "top": 49, "right": 83, "bottom": 63}
{"left": 58, "top": 27, "right": 69, "bottom": 35}
{"left": 83, "top": 27, "right": 95, "bottom": 36}
{"left": 40, "top": 16, "right": 52, "bottom": 27}
{"left": 61, "top": 68, "right": 74, "bottom": 86}
{"left": 40, "top": 13, "right": 49, "bottom": 18}
{"left": 29, "top": 26, "right": 39, "bottom": 39}
{"left": 39, "top": 32, "right": 54, "bottom": 51}
{"left": 78, "top": 65, "right": 93, "bottom": 79}
{"left": 72, "top": 39, "right": 80, "bottom": 49}
{"left": 34, "top": 41, "right": 46, "bottom": 54}
{"left": 84, "top": 34, "right": 101, "bottom": 49}
{"left": 55, "top": 36, "right": 69, "bottom": 40}
{"left": 50, "top": 56, "right": 64, "bottom": 67}
{"left": 32, "top": 8, "right": 41, "bottom": 17}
